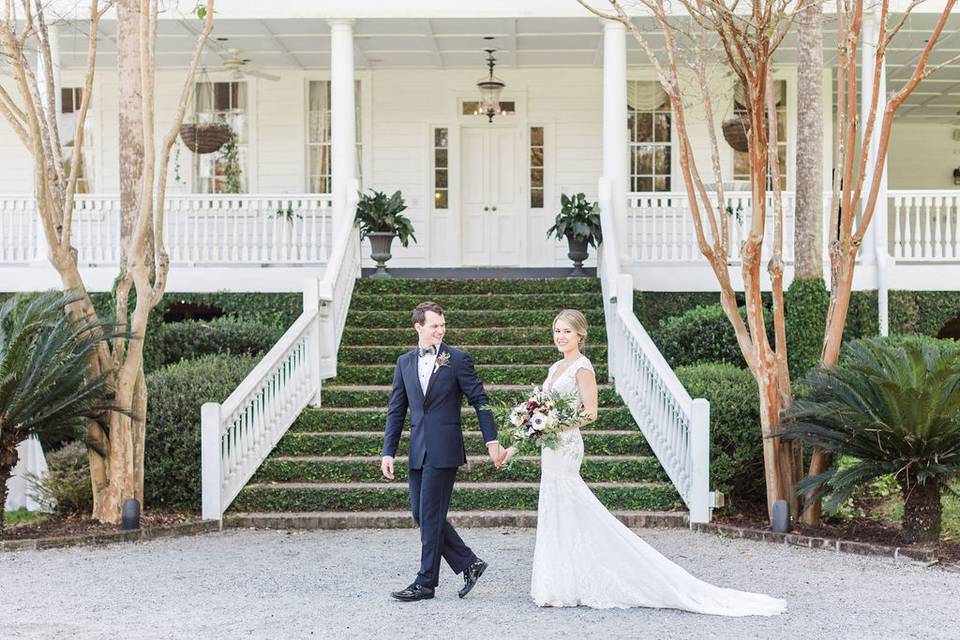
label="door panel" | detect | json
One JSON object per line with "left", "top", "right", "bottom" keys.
{"left": 460, "top": 126, "right": 523, "bottom": 266}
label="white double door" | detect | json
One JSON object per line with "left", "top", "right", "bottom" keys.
{"left": 460, "top": 126, "right": 523, "bottom": 266}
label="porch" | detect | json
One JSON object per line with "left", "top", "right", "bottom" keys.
{"left": 1, "top": 8, "right": 959, "bottom": 291}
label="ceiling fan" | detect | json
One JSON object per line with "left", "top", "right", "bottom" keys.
{"left": 217, "top": 48, "right": 280, "bottom": 82}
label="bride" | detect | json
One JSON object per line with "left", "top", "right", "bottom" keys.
{"left": 502, "top": 309, "right": 786, "bottom": 616}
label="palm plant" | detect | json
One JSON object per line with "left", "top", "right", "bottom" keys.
{"left": 354, "top": 189, "right": 416, "bottom": 247}
{"left": 0, "top": 291, "right": 117, "bottom": 529}
{"left": 781, "top": 337, "right": 960, "bottom": 544}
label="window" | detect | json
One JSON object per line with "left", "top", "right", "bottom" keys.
{"left": 306, "top": 80, "right": 362, "bottom": 193}
{"left": 461, "top": 100, "right": 516, "bottom": 117}
{"left": 530, "top": 126, "right": 544, "bottom": 208}
{"left": 628, "top": 81, "right": 671, "bottom": 193}
{"left": 193, "top": 81, "right": 248, "bottom": 193}
{"left": 433, "top": 127, "right": 448, "bottom": 209}
{"left": 733, "top": 80, "right": 787, "bottom": 190}
{"left": 61, "top": 87, "right": 94, "bottom": 193}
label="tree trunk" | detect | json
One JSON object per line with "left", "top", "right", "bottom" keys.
{"left": 900, "top": 476, "right": 941, "bottom": 544}
{"left": 794, "top": 0, "right": 824, "bottom": 279}
{"left": 0, "top": 439, "right": 21, "bottom": 530}
{"left": 117, "top": 0, "right": 144, "bottom": 257}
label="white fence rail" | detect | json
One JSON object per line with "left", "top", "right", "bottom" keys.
{"left": 889, "top": 190, "right": 960, "bottom": 260}
{"left": 600, "top": 178, "right": 714, "bottom": 524}
{"left": 0, "top": 194, "right": 333, "bottom": 265}
{"left": 201, "top": 221, "right": 362, "bottom": 521}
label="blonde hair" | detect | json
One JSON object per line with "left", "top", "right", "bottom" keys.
{"left": 553, "top": 309, "right": 588, "bottom": 350}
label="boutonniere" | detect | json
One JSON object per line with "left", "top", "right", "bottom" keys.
{"left": 433, "top": 351, "right": 451, "bottom": 373}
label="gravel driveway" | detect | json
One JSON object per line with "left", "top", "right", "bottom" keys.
{"left": 1, "top": 527, "right": 956, "bottom": 640}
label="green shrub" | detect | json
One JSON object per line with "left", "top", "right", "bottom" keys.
{"left": 785, "top": 278, "right": 829, "bottom": 381}
{"left": 27, "top": 441, "right": 93, "bottom": 516}
{"left": 144, "top": 317, "right": 282, "bottom": 372}
{"left": 653, "top": 304, "right": 772, "bottom": 369}
{"left": 144, "top": 354, "right": 257, "bottom": 511}
{"left": 889, "top": 291, "right": 960, "bottom": 337}
{"left": 675, "top": 363, "right": 765, "bottom": 507}
{"left": 633, "top": 291, "right": 720, "bottom": 330}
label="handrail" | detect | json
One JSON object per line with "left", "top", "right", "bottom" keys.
{"left": 598, "top": 177, "right": 713, "bottom": 524}
{"left": 201, "top": 216, "right": 362, "bottom": 521}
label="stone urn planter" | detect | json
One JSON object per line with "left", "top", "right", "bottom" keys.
{"left": 355, "top": 189, "right": 417, "bottom": 279}
{"left": 565, "top": 233, "right": 590, "bottom": 277}
{"left": 367, "top": 231, "right": 396, "bottom": 279}
{"left": 546, "top": 192, "right": 602, "bottom": 277}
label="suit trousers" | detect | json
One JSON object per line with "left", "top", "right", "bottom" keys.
{"left": 409, "top": 455, "right": 476, "bottom": 587}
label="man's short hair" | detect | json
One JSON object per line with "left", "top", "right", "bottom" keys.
{"left": 412, "top": 301, "right": 445, "bottom": 327}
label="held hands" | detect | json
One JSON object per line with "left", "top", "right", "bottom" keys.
{"left": 486, "top": 442, "right": 508, "bottom": 468}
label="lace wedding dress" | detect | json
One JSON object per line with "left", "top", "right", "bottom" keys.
{"left": 530, "top": 355, "right": 786, "bottom": 616}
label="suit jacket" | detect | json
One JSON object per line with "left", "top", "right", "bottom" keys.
{"left": 382, "top": 343, "right": 497, "bottom": 469}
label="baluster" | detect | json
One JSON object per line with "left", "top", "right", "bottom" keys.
{"left": 949, "top": 195, "right": 959, "bottom": 259}
{"left": 908, "top": 196, "right": 918, "bottom": 258}
{"left": 922, "top": 196, "right": 933, "bottom": 258}
{"left": 892, "top": 196, "right": 903, "bottom": 258}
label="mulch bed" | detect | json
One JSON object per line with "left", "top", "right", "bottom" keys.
{"left": 1, "top": 509, "right": 199, "bottom": 541}
{"left": 715, "top": 498, "right": 960, "bottom": 570}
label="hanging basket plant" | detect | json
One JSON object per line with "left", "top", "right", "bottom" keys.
{"left": 721, "top": 115, "right": 750, "bottom": 153}
{"left": 178, "top": 122, "right": 232, "bottom": 155}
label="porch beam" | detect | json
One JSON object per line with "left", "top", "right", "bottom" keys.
{"left": 601, "top": 20, "right": 629, "bottom": 260}
{"left": 329, "top": 18, "right": 358, "bottom": 233}
{"left": 422, "top": 19, "right": 444, "bottom": 68}
{"left": 506, "top": 18, "right": 518, "bottom": 67}
{"left": 258, "top": 20, "right": 305, "bottom": 69}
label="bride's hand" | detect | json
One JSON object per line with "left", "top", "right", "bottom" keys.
{"left": 501, "top": 447, "right": 518, "bottom": 466}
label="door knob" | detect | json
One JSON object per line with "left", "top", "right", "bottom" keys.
{"left": 491, "top": 206, "right": 497, "bottom": 212}
{"left": 483, "top": 206, "right": 489, "bottom": 211}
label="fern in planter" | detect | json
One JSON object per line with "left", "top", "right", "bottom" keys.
{"left": 355, "top": 189, "right": 417, "bottom": 278}
{"left": 547, "top": 192, "right": 602, "bottom": 276}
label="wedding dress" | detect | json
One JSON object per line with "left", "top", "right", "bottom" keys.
{"left": 530, "top": 355, "right": 786, "bottom": 616}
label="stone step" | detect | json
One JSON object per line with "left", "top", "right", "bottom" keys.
{"left": 346, "top": 308, "right": 605, "bottom": 329}
{"left": 352, "top": 277, "right": 599, "bottom": 296}
{"left": 338, "top": 344, "right": 608, "bottom": 366}
{"left": 320, "top": 384, "right": 622, "bottom": 408}
{"left": 348, "top": 292, "right": 602, "bottom": 312}
{"left": 291, "top": 406, "right": 635, "bottom": 432}
{"left": 231, "top": 481, "right": 682, "bottom": 512}
{"left": 251, "top": 454, "right": 668, "bottom": 484}
{"left": 330, "top": 363, "right": 608, "bottom": 386}
{"left": 226, "top": 510, "right": 689, "bottom": 530}
{"left": 341, "top": 326, "right": 606, "bottom": 347}
{"left": 272, "top": 431, "right": 654, "bottom": 458}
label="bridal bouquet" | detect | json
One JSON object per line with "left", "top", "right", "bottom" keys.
{"left": 497, "top": 386, "right": 589, "bottom": 455}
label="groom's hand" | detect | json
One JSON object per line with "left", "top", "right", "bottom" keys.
{"left": 380, "top": 456, "right": 395, "bottom": 480}
{"left": 487, "top": 442, "right": 505, "bottom": 468}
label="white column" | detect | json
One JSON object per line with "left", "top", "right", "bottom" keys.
{"left": 602, "top": 21, "right": 629, "bottom": 263}
{"left": 861, "top": 12, "right": 889, "bottom": 334}
{"left": 329, "top": 18, "right": 357, "bottom": 235}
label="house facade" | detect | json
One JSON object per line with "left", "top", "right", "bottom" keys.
{"left": 0, "top": 0, "right": 958, "bottom": 299}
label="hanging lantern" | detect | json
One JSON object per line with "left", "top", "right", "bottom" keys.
{"left": 476, "top": 48, "right": 506, "bottom": 123}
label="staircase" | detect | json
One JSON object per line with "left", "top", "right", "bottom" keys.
{"left": 229, "top": 277, "right": 686, "bottom": 528}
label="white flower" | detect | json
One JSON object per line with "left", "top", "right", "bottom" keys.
{"left": 510, "top": 407, "right": 526, "bottom": 427}
{"left": 530, "top": 413, "right": 548, "bottom": 432}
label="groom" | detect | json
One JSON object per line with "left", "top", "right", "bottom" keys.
{"left": 381, "top": 301, "right": 505, "bottom": 602}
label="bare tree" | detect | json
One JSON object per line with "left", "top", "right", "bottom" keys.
{"left": 0, "top": 0, "right": 214, "bottom": 522}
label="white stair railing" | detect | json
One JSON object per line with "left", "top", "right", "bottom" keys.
{"left": 201, "top": 220, "right": 362, "bottom": 521}
{"left": 598, "top": 177, "right": 715, "bottom": 524}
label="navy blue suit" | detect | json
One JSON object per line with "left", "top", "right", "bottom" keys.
{"left": 382, "top": 343, "right": 497, "bottom": 587}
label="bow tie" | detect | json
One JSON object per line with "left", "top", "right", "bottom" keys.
{"left": 418, "top": 345, "right": 438, "bottom": 357}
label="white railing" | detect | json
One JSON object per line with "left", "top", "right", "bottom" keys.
{"left": 599, "top": 178, "right": 714, "bottom": 524}
{"left": 889, "top": 190, "right": 960, "bottom": 260}
{"left": 201, "top": 220, "right": 362, "bottom": 521}
{"left": 0, "top": 194, "right": 333, "bottom": 265}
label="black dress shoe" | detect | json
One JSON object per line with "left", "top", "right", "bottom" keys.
{"left": 391, "top": 583, "right": 435, "bottom": 602}
{"left": 458, "top": 559, "right": 488, "bottom": 599}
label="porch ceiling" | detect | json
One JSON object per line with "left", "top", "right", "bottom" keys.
{"left": 56, "top": 13, "right": 960, "bottom": 121}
